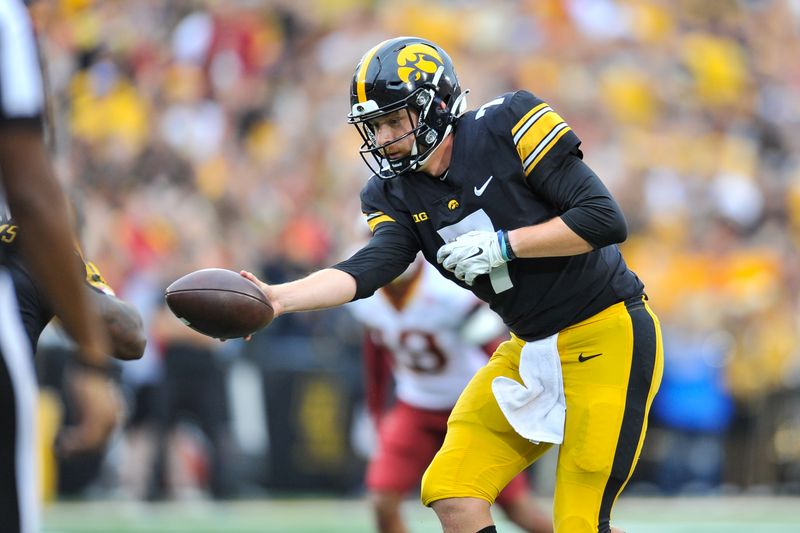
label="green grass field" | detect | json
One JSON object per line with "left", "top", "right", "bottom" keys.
{"left": 42, "top": 496, "right": 800, "bottom": 532}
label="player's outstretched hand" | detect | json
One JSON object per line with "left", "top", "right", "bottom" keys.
{"left": 240, "top": 270, "right": 283, "bottom": 319}
{"left": 58, "top": 368, "right": 123, "bottom": 456}
{"left": 436, "top": 230, "right": 507, "bottom": 285}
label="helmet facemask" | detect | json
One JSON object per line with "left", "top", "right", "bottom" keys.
{"left": 350, "top": 87, "right": 446, "bottom": 178}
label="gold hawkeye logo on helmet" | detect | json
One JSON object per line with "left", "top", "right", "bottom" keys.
{"left": 397, "top": 44, "right": 443, "bottom": 84}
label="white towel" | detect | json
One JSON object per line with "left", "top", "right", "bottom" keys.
{"left": 491, "top": 333, "right": 566, "bottom": 444}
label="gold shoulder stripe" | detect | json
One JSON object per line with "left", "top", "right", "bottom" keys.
{"left": 366, "top": 214, "right": 395, "bottom": 232}
{"left": 521, "top": 124, "right": 572, "bottom": 175}
{"left": 513, "top": 103, "right": 571, "bottom": 176}
{"left": 511, "top": 102, "right": 549, "bottom": 137}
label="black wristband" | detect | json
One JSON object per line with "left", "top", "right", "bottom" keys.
{"left": 501, "top": 230, "right": 517, "bottom": 261}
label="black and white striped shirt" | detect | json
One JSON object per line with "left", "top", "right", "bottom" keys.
{"left": 0, "top": 6, "right": 42, "bottom": 533}
{"left": 0, "top": 0, "right": 44, "bottom": 123}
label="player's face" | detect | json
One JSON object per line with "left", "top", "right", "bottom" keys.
{"left": 368, "top": 109, "right": 418, "bottom": 160}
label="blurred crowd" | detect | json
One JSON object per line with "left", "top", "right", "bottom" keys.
{"left": 26, "top": 0, "right": 800, "bottom": 499}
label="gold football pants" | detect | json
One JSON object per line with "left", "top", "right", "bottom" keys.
{"left": 421, "top": 296, "right": 663, "bottom": 533}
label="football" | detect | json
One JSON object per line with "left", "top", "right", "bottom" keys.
{"left": 165, "top": 268, "right": 274, "bottom": 339}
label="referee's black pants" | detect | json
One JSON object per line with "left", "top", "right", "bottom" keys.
{"left": 0, "top": 269, "right": 38, "bottom": 533}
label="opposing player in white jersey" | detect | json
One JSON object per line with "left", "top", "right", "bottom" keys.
{"left": 349, "top": 257, "right": 552, "bottom": 533}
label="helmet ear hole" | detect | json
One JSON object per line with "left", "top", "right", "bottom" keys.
{"left": 429, "top": 96, "right": 448, "bottom": 127}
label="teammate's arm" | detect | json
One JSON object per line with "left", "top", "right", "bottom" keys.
{"left": 0, "top": 126, "right": 111, "bottom": 368}
{"left": 90, "top": 291, "right": 146, "bottom": 361}
{"left": 82, "top": 259, "right": 146, "bottom": 360}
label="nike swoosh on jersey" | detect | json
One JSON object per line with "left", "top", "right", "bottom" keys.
{"left": 577, "top": 352, "right": 602, "bottom": 363}
{"left": 474, "top": 175, "right": 494, "bottom": 196}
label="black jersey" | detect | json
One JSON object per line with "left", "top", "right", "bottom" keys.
{"left": 0, "top": 201, "right": 48, "bottom": 349}
{"left": 5, "top": 253, "right": 50, "bottom": 353}
{"left": 335, "top": 91, "right": 644, "bottom": 341}
{"left": 3, "top": 244, "right": 115, "bottom": 352}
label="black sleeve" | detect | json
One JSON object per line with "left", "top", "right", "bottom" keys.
{"left": 332, "top": 224, "right": 420, "bottom": 301}
{"left": 529, "top": 152, "right": 627, "bottom": 249}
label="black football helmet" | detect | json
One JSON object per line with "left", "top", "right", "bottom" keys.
{"left": 348, "top": 37, "right": 467, "bottom": 178}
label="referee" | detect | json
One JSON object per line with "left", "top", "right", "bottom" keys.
{"left": 0, "top": 2, "right": 119, "bottom": 532}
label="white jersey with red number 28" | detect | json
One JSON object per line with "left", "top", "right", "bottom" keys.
{"left": 348, "top": 262, "right": 503, "bottom": 410}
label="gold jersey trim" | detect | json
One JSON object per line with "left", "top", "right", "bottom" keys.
{"left": 365, "top": 211, "right": 396, "bottom": 232}
{"left": 512, "top": 102, "right": 572, "bottom": 176}
{"left": 84, "top": 260, "right": 115, "bottom": 296}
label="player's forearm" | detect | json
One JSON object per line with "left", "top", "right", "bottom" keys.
{"left": 1, "top": 131, "right": 110, "bottom": 366}
{"left": 507, "top": 217, "right": 593, "bottom": 259}
{"left": 271, "top": 268, "right": 357, "bottom": 315}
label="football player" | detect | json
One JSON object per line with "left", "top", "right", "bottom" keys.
{"left": 0, "top": 3, "right": 122, "bottom": 532}
{"left": 1, "top": 215, "right": 146, "bottom": 364}
{"left": 242, "top": 36, "right": 663, "bottom": 533}
{"left": 2, "top": 213, "right": 146, "bottom": 496}
{"left": 349, "top": 256, "right": 552, "bottom": 533}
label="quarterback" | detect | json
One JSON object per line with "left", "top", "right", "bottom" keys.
{"left": 243, "top": 36, "right": 663, "bottom": 533}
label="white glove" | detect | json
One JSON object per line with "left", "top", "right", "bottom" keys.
{"left": 436, "top": 230, "right": 507, "bottom": 285}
